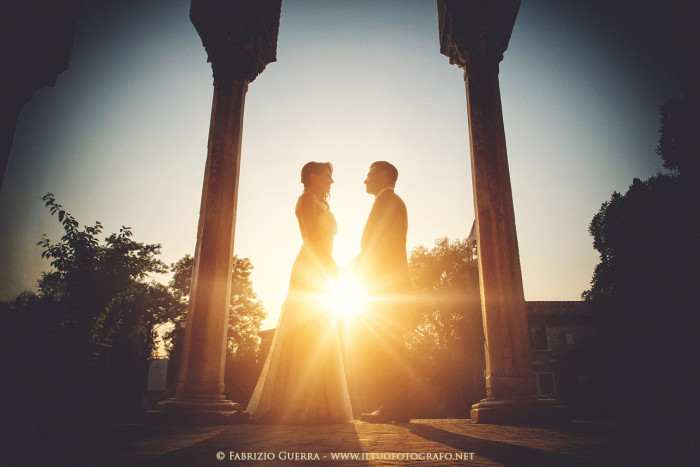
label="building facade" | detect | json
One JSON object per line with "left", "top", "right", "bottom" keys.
{"left": 527, "top": 301, "right": 606, "bottom": 418}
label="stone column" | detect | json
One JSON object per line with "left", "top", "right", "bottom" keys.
{"left": 156, "top": 0, "right": 281, "bottom": 424}
{"left": 437, "top": 0, "right": 569, "bottom": 424}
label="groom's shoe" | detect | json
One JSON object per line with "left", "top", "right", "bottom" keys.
{"left": 360, "top": 409, "right": 391, "bottom": 423}
{"left": 360, "top": 407, "right": 411, "bottom": 424}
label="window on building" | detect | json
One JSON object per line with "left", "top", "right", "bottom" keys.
{"left": 530, "top": 325, "right": 548, "bottom": 350}
{"left": 566, "top": 332, "right": 575, "bottom": 345}
{"left": 536, "top": 372, "right": 556, "bottom": 395}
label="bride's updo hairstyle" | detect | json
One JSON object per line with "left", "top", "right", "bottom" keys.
{"left": 301, "top": 161, "right": 333, "bottom": 208}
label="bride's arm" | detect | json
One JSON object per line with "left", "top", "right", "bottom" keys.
{"left": 298, "top": 194, "right": 339, "bottom": 277}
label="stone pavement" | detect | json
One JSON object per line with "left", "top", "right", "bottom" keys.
{"left": 52, "top": 418, "right": 679, "bottom": 467}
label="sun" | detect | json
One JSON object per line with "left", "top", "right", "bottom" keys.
{"left": 325, "top": 275, "right": 367, "bottom": 319}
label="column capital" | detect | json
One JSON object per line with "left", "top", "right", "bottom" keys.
{"left": 437, "top": 0, "right": 520, "bottom": 70}
{"left": 190, "top": 0, "right": 282, "bottom": 83}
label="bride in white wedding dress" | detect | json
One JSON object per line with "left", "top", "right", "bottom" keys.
{"left": 246, "top": 162, "right": 353, "bottom": 424}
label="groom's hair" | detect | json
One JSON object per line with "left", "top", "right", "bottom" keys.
{"left": 370, "top": 161, "right": 398, "bottom": 187}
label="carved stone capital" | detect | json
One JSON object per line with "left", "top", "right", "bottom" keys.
{"left": 438, "top": 0, "right": 520, "bottom": 70}
{"left": 190, "top": 0, "right": 281, "bottom": 83}
{"left": 206, "top": 40, "right": 267, "bottom": 83}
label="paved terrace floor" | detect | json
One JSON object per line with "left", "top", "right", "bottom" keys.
{"left": 16, "top": 418, "right": 687, "bottom": 466}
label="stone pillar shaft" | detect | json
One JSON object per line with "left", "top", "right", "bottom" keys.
{"left": 438, "top": 0, "right": 570, "bottom": 424}
{"left": 153, "top": 0, "right": 281, "bottom": 424}
{"left": 177, "top": 77, "right": 247, "bottom": 399}
{"left": 465, "top": 61, "right": 535, "bottom": 398}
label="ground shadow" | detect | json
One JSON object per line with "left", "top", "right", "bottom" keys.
{"left": 405, "top": 423, "right": 608, "bottom": 467}
{"left": 111, "top": 422, "right": 365, "bottom": 467}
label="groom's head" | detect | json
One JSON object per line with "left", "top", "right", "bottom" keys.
{"left": 364, "top": 161, "right": 398, "bottom": 195}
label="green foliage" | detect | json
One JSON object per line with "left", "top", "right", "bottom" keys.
{"left": 407, "top": 237, "right": 485, "bottom": 416}
{"left": 35, "top": 193, "right": 179, "bottom": 353}
{"left": 3, "top": 194, "right": 185, "bottom": 424}
{"left": 584, "top": 68, "right": 700, "bottom": 421}
{"left": 227, "top": 256, "right": 266, "bottom": 357}
{"left": 656, "top": 64, "right": 700, "bottom": 177}
{"left": 168, "top": 254, "right": 266, "bottom": 357}
{"left": 409, "top": 238, "right": 480, "bottom": 351}
{"left": 167, "top": 253, "right": 266, "bottom": 404}
{"left": 584, "top": 176, "right": 699, "bottom": 306}
{"left": 169, "top": 254, "right": 193, "bottom": 300}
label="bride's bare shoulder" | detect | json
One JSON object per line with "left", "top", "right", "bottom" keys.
{"left": 298, "top": 192, "right": 315, "bottom": 202}
{"left": 296, "top": 192, "right": 323, "bottom": 215}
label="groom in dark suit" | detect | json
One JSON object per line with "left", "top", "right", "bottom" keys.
{"left": 355, "top": 161, "right": 414, "bottom": 423}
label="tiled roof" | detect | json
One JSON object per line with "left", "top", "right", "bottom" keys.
{"left": 526, "top": 301, "right": 592, "bottom": 316}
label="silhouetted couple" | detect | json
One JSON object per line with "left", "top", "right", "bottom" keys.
{"left": 246, "top": 161, "right": 414, "bottom": 424}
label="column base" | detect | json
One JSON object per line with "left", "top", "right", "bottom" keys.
{"left": 146, "top": 397, "right": 249, "bottom": 425}
{"left": 470, "top": 396, "right": 571, "bottom": 425}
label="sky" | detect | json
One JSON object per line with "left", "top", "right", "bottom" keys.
{"left": 0, "top": 0, "right": 694, "bottom": 331}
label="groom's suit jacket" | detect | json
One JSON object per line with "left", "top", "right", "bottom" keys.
{"left": 358, "top": 188, "right": 411, "bottom": 297}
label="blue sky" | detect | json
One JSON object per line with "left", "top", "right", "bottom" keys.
{"left": 0, "top": 0, "right": 690, "bottom": 330}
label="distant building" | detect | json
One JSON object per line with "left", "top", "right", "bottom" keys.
{"left": 147, "top": 358, "right": 169, "bottom": 393}
{"left": 527, "top": 301, "right": 605, "bottom": 417}
{"left": 145, "top": 358, "right": 169, "bottom": 410}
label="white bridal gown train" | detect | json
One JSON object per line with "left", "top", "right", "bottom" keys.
{"left": 247, "top": 195, "right": 353, "bottom": 424}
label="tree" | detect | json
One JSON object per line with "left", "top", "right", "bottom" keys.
{"left": 169, "top": 254, "right": 193, "bottom": 300}
{"left": 162, "top": 254, "right": 193, "bottom": 357}
{"left": 583, "top": 67, "right": 700, "bottom": 422}
{"left": 227, "top": 256, "right": 266, "bottom": 357}
{"left": 166, "top": 253, "right": 265, "bottom": 356}
{"left": 1, "top": 193, "right": 184, "bottom": 426}
{"left": 35, "top": 193, "right": 182, "bottom": 351}
{"left": 657, "top": 64, "right": 700, "bottom": 177}
{"left": 407, "top": 237, "right": 485, "bottom": 417}
{"left": 166, "top": 253, "right": 266, "bottom": 403}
